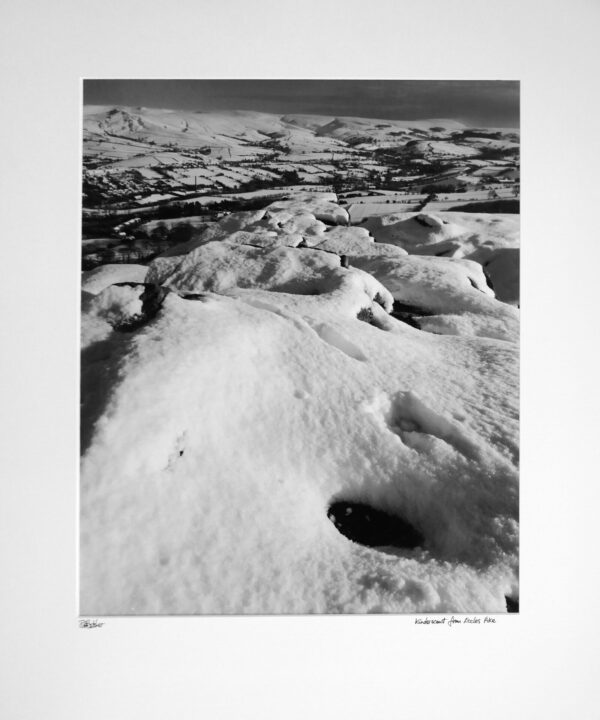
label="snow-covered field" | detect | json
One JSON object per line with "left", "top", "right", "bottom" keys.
{"left": 80, "top": 193, "right": 519, "bottom": 615}
{"left": 82, "top": 106, "right": 519, "bottom": 212}
{"left": 345, "top": 189, "right": 516, "bottom": 220}
{"left": 348, "top": 201, "right": 424, "bottom": 220}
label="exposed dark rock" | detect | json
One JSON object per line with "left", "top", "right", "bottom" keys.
{"left": 357, "top": 307, "right": 375, "bottom": 324}
{"left": 112, "top": 282, "right": 170, "bottom": 332}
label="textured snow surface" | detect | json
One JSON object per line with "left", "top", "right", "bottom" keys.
{"left": 148, "top": 242, "right": 393, "bottom": 311}
{"left": 363, "top": 212, "right": 520, "bottom": 308}
{"left": 364, "top": 212, "right": 519, "bottom": 256}
{"left": 81, "top": 196, "right": 519, "bottom": 615}
{"left": 157, "top": 194, "right": 348, "bottom": 260}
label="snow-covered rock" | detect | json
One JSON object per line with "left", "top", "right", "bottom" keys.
{"left": 80, "top": 197, "right": 519, "bottom": 615}
{"left": 267, "top": 193, "right": 349, "bottom": 226}
{"left": 81, "top": 263, "right": 148, "bottom": 295}
{"left": 364, "top": 211, "right": 519, "bottom": 256}
{"left": 150, "top": 241, "right": 386, "bottom": 299}
{"left": 159, "top": 195, "right": 350, "bottom": 260}
{"left": 363, "top": 211, "right": 520, "bottom": 306}
{"left": 81, "top": 284, "right": 143, "bottom": 348}
{"left": 349, "top": 253, "right": 517, "bottom": 341}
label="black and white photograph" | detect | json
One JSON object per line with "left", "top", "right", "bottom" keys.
{"left": 80, "top": 79, "right": 520, "bottom": 615}
{"left": 3, "top": 0, "right": 600, "bottom": 718}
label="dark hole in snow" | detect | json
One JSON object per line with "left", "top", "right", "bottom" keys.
{"left": 414, "top": 215, "right": 431, "bottom": 228}
{"left": 179, "top": 450, "right": 184, "bottom": 457}
{"left": 389, "top": 300, "right": 433, "bottom": 330}
{"left": 505, "top": 595, "right": 519, "bottom": 613}
{"left": 112, "top": 281, "right": 143, "bottom": 289}
{"left": 180, "top": 292, "right": 209, "bottom": 301}
{"left": 392, "top": 300, "right": 434, "bottom": 316}
{"left": 327, "top": 501, "right": 424, "bottom": 550}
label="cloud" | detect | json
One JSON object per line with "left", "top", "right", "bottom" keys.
{"left": 84, "top": 79, "right": 519, "bottom": 127}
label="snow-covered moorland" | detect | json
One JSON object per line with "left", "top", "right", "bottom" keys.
{"left": 80, "top": 193, "right": 519, "bottom": 615}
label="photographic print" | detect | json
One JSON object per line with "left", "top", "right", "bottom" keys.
{"left": 80, "top": 79, "right": 519, "bottom": 615}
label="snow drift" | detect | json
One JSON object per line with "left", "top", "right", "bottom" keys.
{"left": 80, "top": 194, "right": 519, "bottom": 615}
{"left": 363, "top": 211, "right": 520, "bottom": 306}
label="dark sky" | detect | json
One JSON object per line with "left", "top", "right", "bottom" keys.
{"left": 83, "top": 80, "right": 519, "bottom": 127}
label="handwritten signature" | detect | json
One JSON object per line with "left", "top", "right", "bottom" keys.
{"left": 79, "top": 618, "right": 105, "bottom": 629}
{"left": 415, "top": 615, "right": 496, "bottom": 627}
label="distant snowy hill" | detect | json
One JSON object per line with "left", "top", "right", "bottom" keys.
{"left": 82, "top": 106, "right": 478, "bottom": 163}
{"left": 82, "top": 106, "right": 518, "bottom": 209}
{"left": 84, "top": 105, "right": 467, "bottom": 149}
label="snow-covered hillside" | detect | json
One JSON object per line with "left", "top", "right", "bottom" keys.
{"left": 80, "top": 194, "right": 519, "bottom": 615}
{"left": 84, "top": 106, "right": 467, "bottom": 152}
{"left": 82, "top": 106, "right": 519, "bottom": 214}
